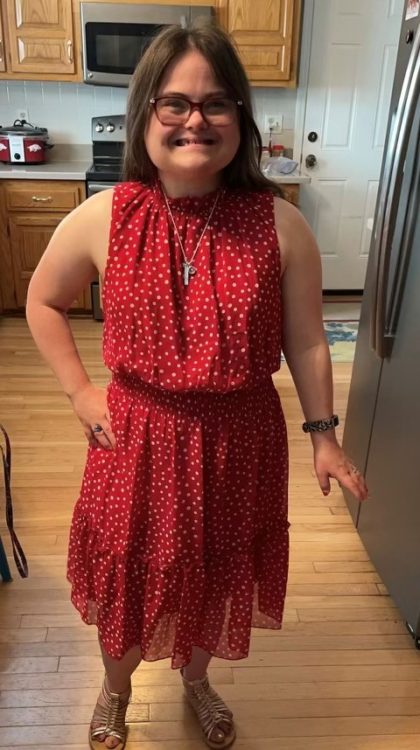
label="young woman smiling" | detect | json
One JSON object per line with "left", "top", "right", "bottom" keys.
{"left": 26, "top": 21, "right": 368, "bottom": 750}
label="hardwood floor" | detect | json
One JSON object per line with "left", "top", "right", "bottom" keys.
{"left": 1, "top": 317, "right": 420, "bottom": 749}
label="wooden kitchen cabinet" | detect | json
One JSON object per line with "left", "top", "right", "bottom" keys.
{"left": 217, "top": 0, "right": 301, "bottom": 87}
{"left": 5, "top": 181, "right": 84, "bottom": 211}
{"left": 0, "top": 0, "right": 82, "bottom": 81}
{"left": 279, "top": 183, "right": 300, "bottom": 206}
{"left": 0, "top": 11, "right": 6, "bottom": 72}
{"left": 0, "top": 180, "right": 91, "bottom": 313}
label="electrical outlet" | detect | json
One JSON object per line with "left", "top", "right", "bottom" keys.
{"left": 16, "top": 109, "right": 29, "bottom": 123}
{"left": 264, "top": 115, "right": 283, "bottom": 134}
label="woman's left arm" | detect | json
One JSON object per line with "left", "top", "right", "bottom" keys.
{"left": 274, "top": 197, "right": 368, "bottom": 503}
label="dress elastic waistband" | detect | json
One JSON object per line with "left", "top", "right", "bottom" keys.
{"left": 109, "top": 372, "right": 277, "bottom": 416}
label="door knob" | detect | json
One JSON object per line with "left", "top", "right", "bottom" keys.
{"left": 305, "top": 154, "right": 317, "bottom": 168}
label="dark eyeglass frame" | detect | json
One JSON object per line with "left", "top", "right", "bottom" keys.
{"left": 149, "top": 95, "right": 243, "bottom": 125}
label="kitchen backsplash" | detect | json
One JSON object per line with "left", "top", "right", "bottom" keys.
{"left": 0, "top": 81, "right": 296, "bottom": 151}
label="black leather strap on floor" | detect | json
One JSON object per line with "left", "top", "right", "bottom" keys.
{"left": 0, "top": 424, "right": 28, "bottom": 578}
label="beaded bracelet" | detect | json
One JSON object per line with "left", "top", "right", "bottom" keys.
{"left": 302, "top": 414, "right": 339, "bottom": 433}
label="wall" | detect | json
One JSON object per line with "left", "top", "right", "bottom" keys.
{"left": 0, "top": 81, "right": 296, "bottom": 152}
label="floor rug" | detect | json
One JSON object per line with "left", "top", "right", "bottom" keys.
{"left": 281, "top": 321, "right": 359, "bottom": 364}
{"left": 324, "top": 320, "right": 358, "bottom": 362}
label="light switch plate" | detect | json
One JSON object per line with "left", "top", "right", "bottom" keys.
{"left": 264, "top": 115, "right": 283, "bottom": 134}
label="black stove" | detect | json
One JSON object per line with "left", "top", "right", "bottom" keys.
{"left": 86, "top": 114, "right": 126, "bottom": 194}
{"left": 87, "top": 114, "right": 126, "bottom": 320}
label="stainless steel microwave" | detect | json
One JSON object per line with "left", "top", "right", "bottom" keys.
{"left": 81, "top": 3, "right": 215, "bottom": 87}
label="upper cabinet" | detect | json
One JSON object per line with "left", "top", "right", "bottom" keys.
{"left": 217, "top": 0, "right": 301, "bottom": 87}
{"left": 6, "top": 0, "right": 74, "bottom": 74}
{"left": 0, "top": 0, "right": 82, "bottom": 81}
{"left": 0, "top": 11, "right": 6, "bottom": 72}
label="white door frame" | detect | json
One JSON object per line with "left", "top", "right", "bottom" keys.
{"left": 293, "top": 0, "right": 315, "bottom": 173}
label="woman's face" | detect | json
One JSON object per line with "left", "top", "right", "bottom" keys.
{"left": 144, "top": 49, "right": 241, "bottom": 193}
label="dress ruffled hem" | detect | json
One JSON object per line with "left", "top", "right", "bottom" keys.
{"left": 67, "top": 512, "right": 290, "bottom": 668}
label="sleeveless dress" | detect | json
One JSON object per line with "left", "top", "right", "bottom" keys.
{"left": 67, "top": 181, "right": 290, "bottom": 668}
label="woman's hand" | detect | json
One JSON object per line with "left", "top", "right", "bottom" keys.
{"left": 69, "top": 383, "right": 116, "bottom": 450}
{"left": 313, "top": 439, "right": 369, "bottom": 502}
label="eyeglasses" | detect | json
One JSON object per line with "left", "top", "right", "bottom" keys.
{"left": 149, "top": 96, "right": 243, "bottom": 126}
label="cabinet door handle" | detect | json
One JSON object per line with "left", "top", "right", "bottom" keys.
{"left": 0, "top": 39, "right": 4, "bottom": 63}
{"left": 31, "top": 195, "right": 52, "bottom": 202}
{"left": 67, "top": 40, "right": 73, "bottom": 64}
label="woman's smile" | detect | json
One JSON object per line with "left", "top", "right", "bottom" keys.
{"left": 172, "top": 137, "right": 217, "bottom": 148}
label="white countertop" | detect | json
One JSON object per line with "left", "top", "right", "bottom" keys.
{"left": 269, "top": 172, "right": 311, "bottom": 184}
{"left": 0, "top": 160, "right": 91, "bottom": 180}
{"left": 0, "top": 160, "right": 311, "bottom": 184}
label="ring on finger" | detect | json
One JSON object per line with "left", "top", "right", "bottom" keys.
{"left": 92, "top": 423, "right": 104, "bottom": 434}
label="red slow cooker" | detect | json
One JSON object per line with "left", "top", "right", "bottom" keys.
{"left": 0, "top": 119, "right": 53, "bottom": 164}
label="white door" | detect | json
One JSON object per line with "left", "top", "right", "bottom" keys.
{"left": 295, "top": 0, "right": 404, "bottom": 290}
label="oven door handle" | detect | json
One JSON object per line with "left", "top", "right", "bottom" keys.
{"left": 87, "top": 182, "right": 116, "bottom": 196}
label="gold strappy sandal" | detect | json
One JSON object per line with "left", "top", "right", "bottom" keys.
{"left": 89, "top": 675, "right": 131, "bottom": 750}
{"left": 181, "top": 667, "right": 236, "bottom": 749}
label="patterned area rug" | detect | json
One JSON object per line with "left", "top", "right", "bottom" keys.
{"left": 281, "top": 321, "right": 359, "bottom": 364}
{"left": 324, "top": 321, "right": 358, "bottom": 362}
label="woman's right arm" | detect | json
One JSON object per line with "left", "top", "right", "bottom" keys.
{"left": 26, "top": 188, "right": 115, "bottom": 449}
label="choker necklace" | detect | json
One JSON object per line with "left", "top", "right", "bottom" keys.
{"left": 161, "top": 186, "right": 223, "bottom": 287}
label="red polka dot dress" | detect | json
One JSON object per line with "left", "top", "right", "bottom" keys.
{"left": 67, "top": 180, "right": 290, "bottom": 667}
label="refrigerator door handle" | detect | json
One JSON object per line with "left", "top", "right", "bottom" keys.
{"left": 371, "top": 23, "right": 420, "bottom": 358}
{"left": 387, "top": 152, "right": 420, "bottom": 339}
{"left": 369, "top": 106, "right": 395, "bottom": 354}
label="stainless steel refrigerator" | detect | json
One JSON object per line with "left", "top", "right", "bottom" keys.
{"left": 342, "top": 2, "right": 420, "bottom": 646}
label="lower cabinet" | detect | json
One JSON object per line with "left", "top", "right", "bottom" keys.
{"left": 0, "top": 179, "right": 91, "bottom": 313}
{"left": 8, "top": 212, "right": 90, "bottom": 310}
{"left": 280, "top": 183, "right": 300, "bottom": 206}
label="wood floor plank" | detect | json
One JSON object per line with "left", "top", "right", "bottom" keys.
{"left": 4, "top": 694, "right": 420, "bottom": 727}
{"left": 3, "top": 739, "right": 420, "bottom": 750}
{"left": 149, "top": 697, "right": 420, "bottom": 720}
{"left": 2, "top": 632, "right": 413, "bottom": 659}
{"left": 3, "top": 680, "right": 420, "bottom": 709}
{"left": 277, "top": 621, "right": 408, "bottom": 635}
{"left": 0, "top": 628, "right": 404, "bottom": 656}
{"left": 4, "top": 715, "right": 420, "bottom": 744}
{"left": 0, "top": 656, "right": 59, "bottom": 673}
{"left": 0, "top": 629, "right": 47, "bottom": 644}
{"left": 57, "top": 648, "right": 420, "bottom": 674}
{"left": 0, "top": 703, "right": 149, "bottom": 726}
{"left": 296, "top": 607, "right": 401, "bottom": 621}
{"left": 232, "top": 664, "right": 420, "bottom": 683}
{"left": 0, "top": 667, "right": 234, "bottom": 691}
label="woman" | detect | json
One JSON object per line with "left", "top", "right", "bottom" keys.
{"left": 26, "top": 21, "right": 368, "bottom": 750}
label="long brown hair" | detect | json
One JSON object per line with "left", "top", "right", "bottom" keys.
{"left": 122, "top": 22, "right": 284, "bottom": 197}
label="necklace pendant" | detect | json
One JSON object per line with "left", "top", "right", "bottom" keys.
{"left": 183, "top": 261, "right": 191, "bottom": 286}
{"left": 183, "top": 262, "right": 197, "bottom": 286}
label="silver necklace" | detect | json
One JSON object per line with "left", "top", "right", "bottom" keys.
{"left": 162, "top": 187, "right": 222, "bottom": 287}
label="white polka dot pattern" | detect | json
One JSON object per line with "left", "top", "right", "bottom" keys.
{"left": 66, "top": 181, "right": 290, "bottom": 668}
{"left": 102, "top": 181, "right": 283, "bottom": 391}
